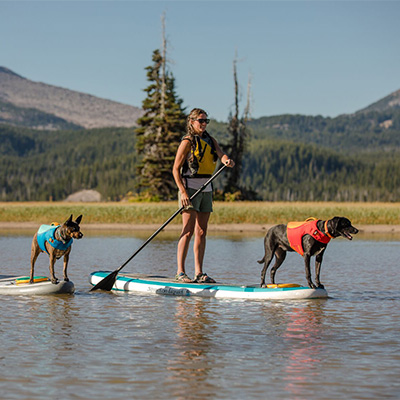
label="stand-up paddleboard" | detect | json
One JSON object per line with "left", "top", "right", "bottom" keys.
{"left": 89, "top": 271, "right": 328, "bottom": 300}
{"left": 0, "top": 275, "right": 75, "bottom": 295}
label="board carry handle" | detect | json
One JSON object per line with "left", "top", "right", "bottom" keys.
{"left": 90, "top": 163, "right": 229, "bottom": 292}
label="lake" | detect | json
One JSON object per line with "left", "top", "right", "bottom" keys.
{"left": 0, "top": 228, "right": 399, "bottom": 399}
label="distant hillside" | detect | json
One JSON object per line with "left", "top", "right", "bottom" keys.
{"left": 0, "top": 124, "right": 139, "bottom": 201}
{"left": 356, "top": 89, "right": 400, "bottom": 114}
{"left": 0, "top": 99, "right": 82, "bottom": 130}
{"left": 244, "top": 109, "right": 400, "bottom": 154}
{"left": 205, "top": 88, "right": 400, "bottom": 154}
{"left": 0, "top": 66, "right": 143, "bottom": 130}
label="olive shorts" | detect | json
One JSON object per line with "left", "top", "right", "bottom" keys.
{"left": 179, "top": 188, "right": 213, "bottom": 213}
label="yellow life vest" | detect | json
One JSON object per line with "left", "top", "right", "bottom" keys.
{"left": 182, "top": 132, "right": 218, "bottom": 178}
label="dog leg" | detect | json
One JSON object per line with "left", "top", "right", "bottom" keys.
{"left": 304, "top": 254, "right": 316, "bottom": 289}
{"left": 258, "top": 245, "right": 275, "bottom": 288}
{"left": 258, "top": 230, "right": 283, "bottom": 287}
{"left": 30, "top": 250, "right": 41, "bottom": 284}
{"left": 270, "top": 248, "right": 286, "bottom": 285}
{"left": 259, "top": 256, "right": 273, "bottom": 287}
{"left": 49, "top": 255, "right": 58, "bottom": 284}
{"left": 30, "top": 236, "right": 41, "bottom": 284}
{"left": 315, "top": 252, "right": 325, "bottom": 289}
{"left": 62, "top": 250, "right": 70, "bottom": 282}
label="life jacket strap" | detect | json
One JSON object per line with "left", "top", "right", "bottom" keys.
{"left": 182, "top": 174, "right": 212, "bottom": 179}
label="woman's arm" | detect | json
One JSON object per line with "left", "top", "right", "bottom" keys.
{"left": 212, "top": 138, "right": 235, "bottom": 167}
{"left": 172, "top": 139, "right": 192, "bottom": 206}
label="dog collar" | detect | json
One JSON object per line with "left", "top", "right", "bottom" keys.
{"left": 324, "top": 220, "right": 334, "bottom": 239}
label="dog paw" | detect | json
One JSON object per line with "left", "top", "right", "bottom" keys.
{"left": 317, "top": 284, "right": 325, "bottom": 289}
{"left": 64, "top": 278, "right": 69, "bottom": 282}
{"left": 51, "top": 278, "right": 59, "bottom": 284}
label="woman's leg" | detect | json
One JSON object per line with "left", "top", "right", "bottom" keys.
{"left": 193, "top": 211, "right": 211, "bottom": 277}
{"left": 176, "top": 210, "right": 197, "bottom": 276}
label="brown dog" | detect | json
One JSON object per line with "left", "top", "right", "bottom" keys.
{"left": 30, "top": 215, "right": 83, "bottom": 284}
{"left": 258, "top": 217, "right": 358, "bottom": 289}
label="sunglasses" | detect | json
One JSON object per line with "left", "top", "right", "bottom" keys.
{"left": 194, "top": 118, "right": 210, "bottom": 124}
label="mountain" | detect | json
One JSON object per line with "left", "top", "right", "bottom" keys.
{"left": 356, "top": 89, "right": 400, "bottom": 114}
{"left": 0, "top": 66, "right": 143, "bottom": 130}
{"left": 1, "top": 66, "right": 399, "bottom": 131}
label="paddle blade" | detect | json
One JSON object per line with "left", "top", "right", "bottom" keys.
{"left": 90, "top": 270, "right": 118, "bottom": 291}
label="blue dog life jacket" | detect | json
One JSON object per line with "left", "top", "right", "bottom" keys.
{"left": 37, "top": 224, "right": 73, "bottom": 254}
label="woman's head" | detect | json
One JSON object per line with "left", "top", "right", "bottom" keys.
{"left": 187, "top": 108, "right": 209, "bottom": 136}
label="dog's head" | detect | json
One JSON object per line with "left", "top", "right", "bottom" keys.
{"left": 327, "top": 216, "right": 358, "bottom": 240}
{"left": 62, "top": 214, "right": 84, "bottom": 239}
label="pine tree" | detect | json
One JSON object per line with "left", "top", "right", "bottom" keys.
{"left": 224, "top": 56, "right": 254, "bottom": 199}
{"left": 135, "top": 23, "right": 186, "bottom": 200}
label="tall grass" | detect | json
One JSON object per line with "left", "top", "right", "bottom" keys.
{"left": 1, "top": 201, "right": 399, "bottom": 225}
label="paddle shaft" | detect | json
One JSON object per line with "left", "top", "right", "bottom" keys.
{"left": 90, "top": 163, "right": 228, "bottom": 291}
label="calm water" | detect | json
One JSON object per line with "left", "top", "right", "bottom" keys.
{"left": 0, "top": 228, "right": 399, "bottom": 399}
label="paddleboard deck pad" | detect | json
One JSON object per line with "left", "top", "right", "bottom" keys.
{"left": 0, "top": 275, "right": 75, "bottom": 295}
{"left": 89, "top": 271, "right": 328, "bottom": 300}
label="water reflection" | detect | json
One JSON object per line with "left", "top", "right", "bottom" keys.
{"left": 167, "top": 298, "right": 217, "bottom": 397}
{"left": 281, "top": 303, "right": 325, "bottom": 398}
{"left": 257, "top": 300, "right": 328, "bottom": 398}
{"left": 28, "top": 296, "right": 76, "bottom": 347}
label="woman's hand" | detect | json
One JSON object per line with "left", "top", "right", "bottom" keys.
{"left": 180, "top": 190, "right": 191, "bottom": 208}
{"left": 223, "top": 157, "right": 235, "bottom": 168}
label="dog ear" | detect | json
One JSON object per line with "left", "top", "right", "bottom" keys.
{"left": 330, "top": 217, "right": 341, "bottom": 233}
{"left": 75, "top": 215, "right": 82, "bottom": 224}
{"left": 66, "top": 214, "right": 73, "bottom": 224}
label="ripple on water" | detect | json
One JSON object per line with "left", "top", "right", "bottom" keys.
{"left": 0, "top": 234, "right": 399, "bottom": 399}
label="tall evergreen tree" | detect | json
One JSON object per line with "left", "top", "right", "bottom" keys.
{"left": 135, "top": 29, "right": 186, "bottom": 200}
{"left": 224, "top": 56, "right": 253, "bottom": 198}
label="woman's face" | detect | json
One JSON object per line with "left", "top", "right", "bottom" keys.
{"left": 191, "top": 113, "right": 209, "bottom": 135}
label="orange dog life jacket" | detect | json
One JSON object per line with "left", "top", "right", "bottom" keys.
{"left": 287, "top": 218, "right": 331, "bottom": 256}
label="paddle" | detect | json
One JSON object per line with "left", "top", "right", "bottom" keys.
{"left": 90, "top": 163, "right": 228, "bottom": 291}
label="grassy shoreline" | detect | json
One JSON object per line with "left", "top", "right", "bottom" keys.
{"left": 1, "top": 201, "right": 399, "bottom": 226}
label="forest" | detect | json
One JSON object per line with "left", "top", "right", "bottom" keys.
{"left": 1, "top": 105, "right": 400, "bottom": 202}
{"left": 1, "top": 126, "right": 138, "bottom": 201}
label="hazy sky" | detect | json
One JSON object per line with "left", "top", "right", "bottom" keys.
{"left": 1, "top": 0, "right": 399, "bottom": 121}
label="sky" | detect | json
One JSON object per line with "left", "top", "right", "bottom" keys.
{"left": 1, "top": 0, "right": 399, "bottom": 122}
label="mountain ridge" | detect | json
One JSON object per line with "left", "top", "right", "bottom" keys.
{"left": 0, "top": 66, "right": 143, "bottom": 130}
{"left": 1, "top": 66, "right": 399, "bottom": 131}
{"left": 356, "top": 89, "right": 400, "bottom": 114}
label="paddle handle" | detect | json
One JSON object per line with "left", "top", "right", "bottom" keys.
{"left": 116, "top": 163, "right": 228, "bottom": 273}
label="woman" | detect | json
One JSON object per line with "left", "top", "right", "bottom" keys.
{"left": 172, "top": 108, "right": 235, "bottom": 283}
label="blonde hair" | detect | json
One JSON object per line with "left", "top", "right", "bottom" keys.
{"left": 185, "top": 108, "right": 208, "bottom": 162}
{"left": 186, "top": 108, "right": 208, "bottom": 137}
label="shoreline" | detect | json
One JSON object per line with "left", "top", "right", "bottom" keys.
{"left": 1, "top": 222, "right": 400, "bottom": 233}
